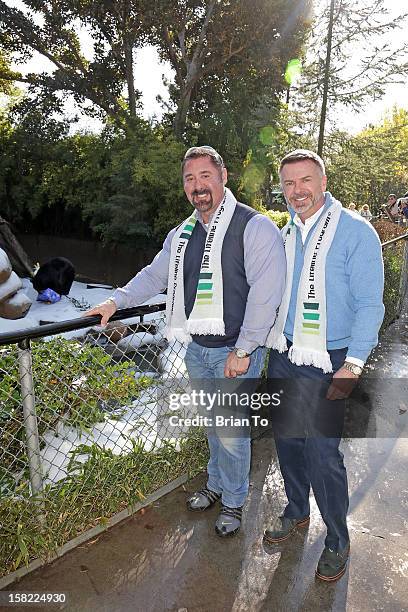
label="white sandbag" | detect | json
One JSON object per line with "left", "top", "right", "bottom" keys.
{"left": 0, "top": 248, "right": 12, "bottom": 284}
{"left": 0, "top": 289, "right": 32, "bottom": 319}
{"left": 117, "top": 332, "right": 160, "bottom": 351}
{"left": 0, "top": 271, "right": 22, "bottom": 302}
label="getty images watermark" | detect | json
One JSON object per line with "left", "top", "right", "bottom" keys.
{"left": 167, "top": 390, "right": 282, "bottom": 428}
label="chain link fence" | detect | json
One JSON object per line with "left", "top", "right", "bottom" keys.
{"left": 382, "top": 235, "right": 408, "bottom": 328}
{"left": 0, "top": 305, "right": 208, "bottom": 579}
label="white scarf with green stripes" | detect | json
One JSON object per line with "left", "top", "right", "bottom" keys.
{"left": 165, "top": 188, "right": 236, "bottom": 343}
{"left": 266, "top": 198, "right": 342, "bottom": 373}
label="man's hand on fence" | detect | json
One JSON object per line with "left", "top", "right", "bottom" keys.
{"left": 84, "top": 299, "right": 117, "bottom": 326}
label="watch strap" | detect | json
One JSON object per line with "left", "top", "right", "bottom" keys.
{"left": 343, "top": 361, "right": 363, "bottom": 376}
{"left": 234, "top": 348, "right": 249, "bottom": 359}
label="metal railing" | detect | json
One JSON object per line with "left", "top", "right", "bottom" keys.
{"left": 381, "top": 232, "right": 408, "bottom": 248}
{"left": 0, "top": 304, "right": 207, "bottom": 581}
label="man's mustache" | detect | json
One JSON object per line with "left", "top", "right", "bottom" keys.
{"left": 192, "top": 190, "right": 211, "bottom": 197}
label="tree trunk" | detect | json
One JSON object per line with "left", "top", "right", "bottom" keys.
{"left": 173, "top": 84, "right": 194, "bottom": 140}
{"left": 124, "top": 41, "right": 137, "bottom": 117}
{"left": 0, "top": 216, "right": 34, "bottom": 278}
{"left": 172, "top": 1, "right": 216, "bottom": 140}
{"left": 317, "top": 0, "right": 335, "bottom": 157}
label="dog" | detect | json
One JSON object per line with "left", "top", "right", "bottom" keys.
{"left": 32, "top": 257, "right": 75, "bottom": 295}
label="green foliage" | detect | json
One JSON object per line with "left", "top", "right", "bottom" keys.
{"left": 1, "top": 1, "right": 407, "bottom": 252}
{"left": 236, "top": 104, "right": 314, "bottom": 207}
{"left": 155, "top": 0, "right": 312, "bottom": 138}
{"left": 0, "top": 49, "right": 17, "bottom": 95}
{"left": 0, "top": 112, "right": 187, "bottom": 244}
{"left": 0, "top": 430, "right": 208, "bottom": 575}
{"left": 263, "top": 209, "right": 290, "bottom": 229}
{"left": 0, "top": 0, "right": 313, "bottom": 238}
{"left": 0, "top": 0, "right": 311, "bottom": 142}
{"left": 0, "top": 94, "right": 73, "bottom": 227}
{"left": 0, "top": 335, "right": 209, "bottom": 575}
{"left": 0, "top": 338, "right": 155, "bottom": 477}
{"left": 0, "top": 0, "right": 152, "bottom": 128}
{"left": 77, "top": 125, "right": 187, "bottom": 244}
{"left": 325, "top": 109, "right": 408, "bottom": 213}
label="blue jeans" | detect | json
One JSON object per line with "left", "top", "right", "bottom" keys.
{"left": 184, "top": 341, "right": 266, "bottom": 508}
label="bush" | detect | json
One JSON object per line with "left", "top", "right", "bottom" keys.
{"left": 372, "top": 219, "right": 406, "bottom": 243}
{"left": 264, "top": 209, "right": 290, "bottom": 228}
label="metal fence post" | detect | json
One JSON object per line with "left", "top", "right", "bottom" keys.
{"left": 17, "top": 338, "right": 44, "bottom": 501}
{"left": 398, "top": 240, "right": 408, "bottom": 312}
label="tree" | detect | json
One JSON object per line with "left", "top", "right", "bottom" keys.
{"left": 152, "top": 0, "right": 312, "bottom": 139}
{"left": 325, "top": 108, "right": 408, "bottom": 210}
{"left": 237, "top": 102, "right": 315, "bottom": 207}
{"left": 0, "top": 48, "right": 16, "bottom": 94}
{"left": 78, "top": 126, "right": 187, "bottom": 245}
{"left": 0, "top": 0, "right": 152, "bottom": 130}
{"left": 0, "top": 97, "right": 187, "bottom": 245}
{"left": 317, "top": 0, "right": 335, "bottom": 155}
{"left": 292, "top": 0, "right": 408, "bottom": 146}
{"left": 0, "top": 0, "right": 313, "bottom": 142}
{"left": 0, "top": 91, "right": 75, "bottom": 231}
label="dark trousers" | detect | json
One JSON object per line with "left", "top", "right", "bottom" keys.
{"left": 267, "top": 345, "right": 350, "bottom": 551}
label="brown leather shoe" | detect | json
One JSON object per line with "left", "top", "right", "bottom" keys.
{"left": 263, "top": 515, "right": 310, "bottom": 544}
{"left": 315, "top": 543, "right": 350, "bottom": 582}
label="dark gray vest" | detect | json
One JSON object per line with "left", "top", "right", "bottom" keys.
{"left": 184, "top": 202, "right": 258, "bottom": 348}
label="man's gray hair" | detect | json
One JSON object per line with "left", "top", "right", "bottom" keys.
{"left": 182, "top": 145, "right": 225, "bottom": 173}
{"left": 280, "top": 149, "right": 326, "bottom": 175}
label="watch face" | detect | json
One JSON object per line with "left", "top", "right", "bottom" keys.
{"left": 345, "top": 362, "right": 362, "bottom": 375}
{"left": 235, "top": 348, "right": 248, "bottom": 358}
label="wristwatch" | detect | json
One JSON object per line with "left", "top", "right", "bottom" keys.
{"left": 343, "top": 361, "right": 363, "bottom": 376}
{"left": 234, "top": 348, "right": 250, "bottom": 359}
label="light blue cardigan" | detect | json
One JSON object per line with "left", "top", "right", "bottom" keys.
{"left": 284, "top": 192, "right": 385, "bottom": 362}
